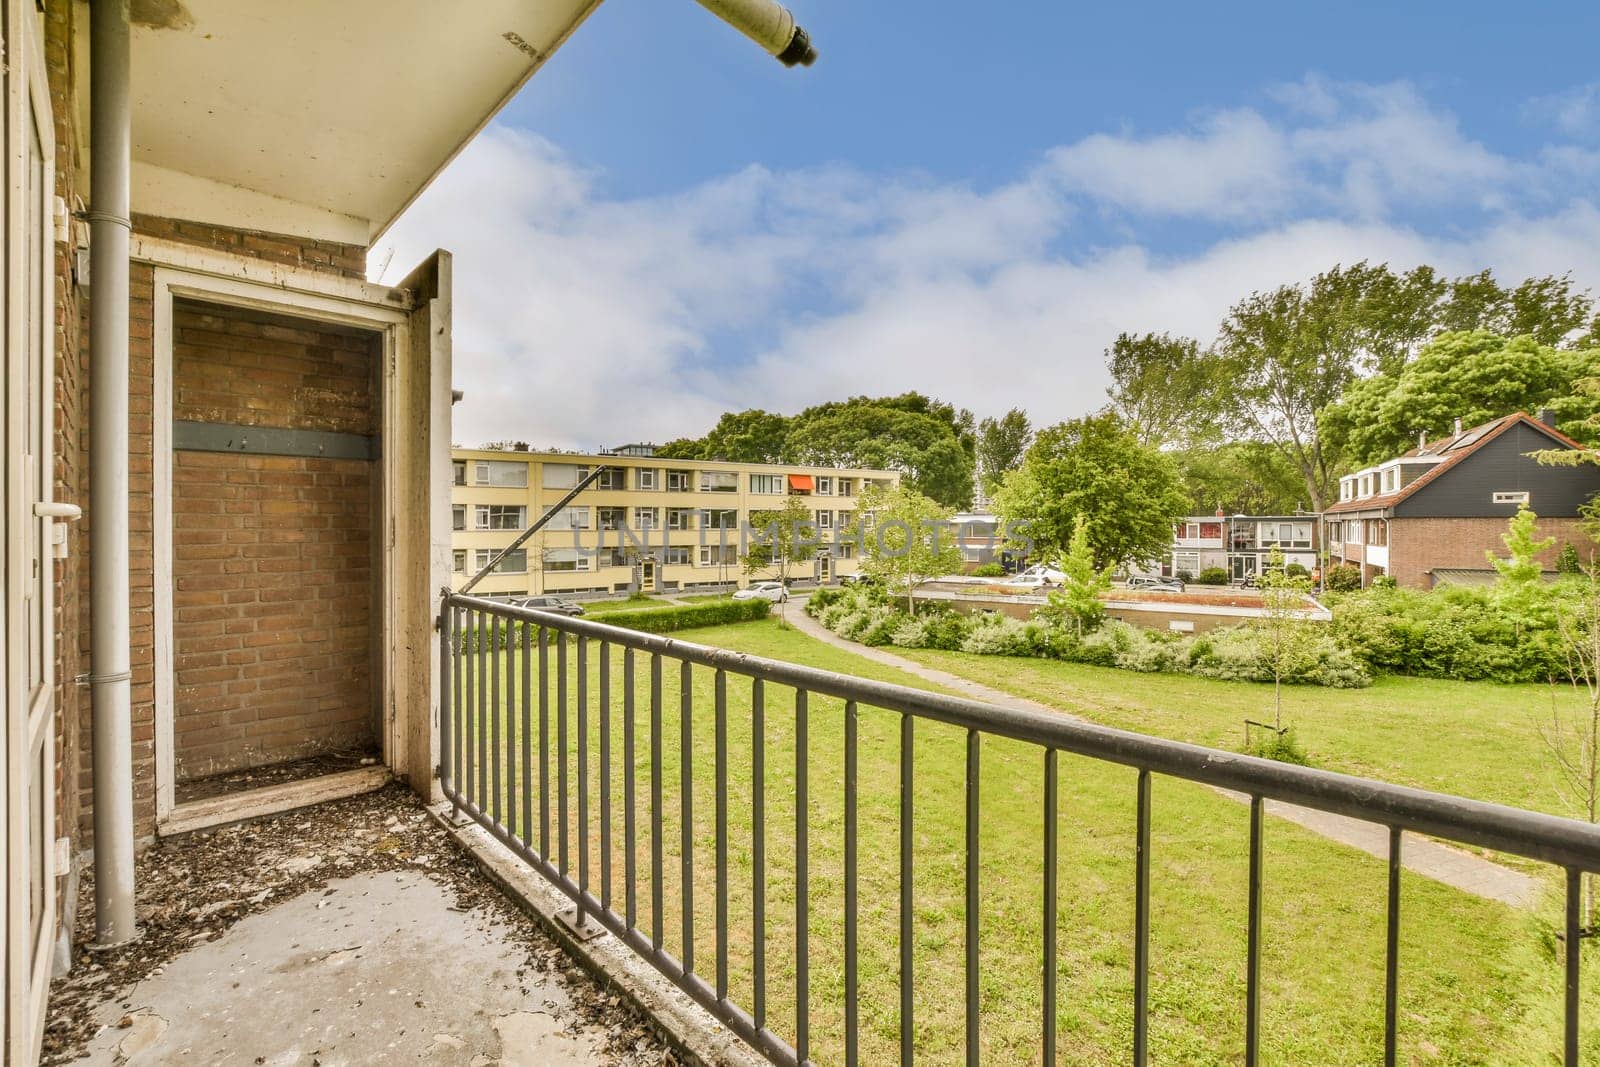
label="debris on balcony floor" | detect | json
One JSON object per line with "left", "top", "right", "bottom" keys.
{"left": 44, "top": 786, "right": 675, "bottom": 1066}
{"left": 172, "top": 749, "right": 383, "bottom": 805}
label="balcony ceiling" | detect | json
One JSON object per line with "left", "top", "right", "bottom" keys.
{"left": 111, "top": 0, "right": 601, "bottom": 243}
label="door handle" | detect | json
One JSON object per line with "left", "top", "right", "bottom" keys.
{"left": 34, "top": 501, "right": 82, "bottom": 520}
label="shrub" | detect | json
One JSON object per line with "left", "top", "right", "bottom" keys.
{"left": 1245, "top": 725, "right": 1308, "bottom": 765}
{"left": 1285, "top": 563, "right": 1310, "bottom": 578}
{"left": 1558, "top": 542, "right": 1584, "bottom": 575}
{"left": 1195, "top": 567, "right": 1229, "bottom": 586}
{"left": 1370, "top": 574, "right": 1396, "bottom": 590}
{"left": 971, "top": 562, "right": 1007, "bottom": 577}
{"left": 1175, "top": 569, "right": 1194, "bottom": 583}
{"left": 595, "top": 597, "right": 771, "bottom": 634}
{"left": 807, "top": 587, "right": 846, "bottom": 613}
{"left": 959, "top": 613, "right": 1043, "bottom": 656}
{"left": 1324, "top": 564, "right": 1362, "bottom": 592}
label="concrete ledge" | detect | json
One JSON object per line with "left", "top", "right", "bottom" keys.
{"left": 427, "top": 803, "right": 768, "bottom": 1067}
{"left": 159, "top": 766, "right": 392, "bottom": 837}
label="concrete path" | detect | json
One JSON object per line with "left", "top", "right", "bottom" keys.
{"left": 786, "top": 602, "right": 1541, "bottom": 909}
{"left": 77, "top": 871, "right": 615, "bottom": 1066}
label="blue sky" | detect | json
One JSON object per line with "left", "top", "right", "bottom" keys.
{"left": 381, "top": 1, "right": 1600, "bottom": 450}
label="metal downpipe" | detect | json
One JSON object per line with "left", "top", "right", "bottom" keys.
{"left": 88, "top": 0, "right": 137, "bottom": 947}
{"left": 692, "top": 0, "right": 817, "bottom": 66}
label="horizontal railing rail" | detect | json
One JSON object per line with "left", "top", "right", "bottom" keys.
{"left": 439, "top": 591, "right": 1599, "bottom": 1067}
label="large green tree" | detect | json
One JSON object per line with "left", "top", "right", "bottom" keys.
{"left": 1436, "top": 270, "right": 1595, "bottom": 347}
{"left": 855, "top": 484, "right": 964, "bottom": 613}
{"left": 1104, "top": 332, "right": 1222, "bottom": 447}
{"left": 654, "top": 409, "right": 790, "bottom": 462}
{"left": 992, "top": 412, "right": 1188, "bottom": 568}
{"left": 975, "top": 408, "right": 1032, "bottom": 498}
{"left": 1320, "top": 331, "right": 1600, "bottom": 466}
{"left": 786, "top": 393, "right": 976, "bottom": 508}
{"left": 1177, "top": 441, "right": 1306, "bottom": 515}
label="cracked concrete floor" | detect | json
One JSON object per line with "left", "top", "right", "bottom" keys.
{"left": 77, "top": 869, "right": 612, "bottom": 1065}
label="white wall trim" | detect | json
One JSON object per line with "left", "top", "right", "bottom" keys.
{"left": 132, "top": 234, "right": 408, "bottom": 310}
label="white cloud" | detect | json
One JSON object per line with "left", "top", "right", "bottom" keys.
{"left": 378, "top": 82, "right": 1600, "bottom": 451}
{"left": 1528, "top": 82, "right": 1600, "bottom": 137}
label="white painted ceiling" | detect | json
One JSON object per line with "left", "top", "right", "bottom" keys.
{"left": 123, "top": 0, "right": 602, "bottom": 240}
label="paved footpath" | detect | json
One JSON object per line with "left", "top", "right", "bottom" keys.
{"left": 785, "top": 602, "right": 1540, "bottom": 908}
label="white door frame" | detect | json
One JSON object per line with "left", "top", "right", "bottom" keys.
{"left": 5, "top": 1, "right": 57, "bottom": 1060}
{"left": 143, "top": 243, "right": 411, "bottom": 830}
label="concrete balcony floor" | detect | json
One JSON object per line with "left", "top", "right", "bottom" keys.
{"left": 44, "top": 787, "right": 671, "bottom": 1066}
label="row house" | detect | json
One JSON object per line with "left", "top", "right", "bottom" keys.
{"left": 1164, "top": 513, "right": 1318, "bottom": 581}
{"left": 1323, "top": 411, "right": 1600, "bottom": 589}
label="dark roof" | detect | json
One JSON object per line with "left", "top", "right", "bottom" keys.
{"left": 1323, "top": 413, "right": 1588, "bottom": 516}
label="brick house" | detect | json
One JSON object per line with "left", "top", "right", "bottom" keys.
{"left": 1162, "top": 513, "right": 1319, "bottom": 582}
{"left": 1322, "top": 411, "right": 1600, "bottom": 589}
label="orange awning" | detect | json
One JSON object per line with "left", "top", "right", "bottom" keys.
{"left": 787, "top": 474, "right": 815, "bottom": 491}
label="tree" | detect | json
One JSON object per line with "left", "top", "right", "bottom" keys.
{"left": 1437, "top": 270, "right": 1595, "bottom": 348}
{"left": 786, "top": 393, "right": 976, "bottom": 508}
{"left": 1545, "top": 559, "right": 1600, "bottom": 932}
{"left": 1104, "top": 332, "right": 1221, "bottom": 448}
{"left": 855, "top": 484, "right": 962, "bottom": 613}
{"left": 975, "top": 408, "right": 1032, "bottom": 498}
{"left": 992, "top": 412, "right": 1188, "bottom": 569}
{"left": 1038, "top": 516, "right": 1112, "bottom": 636}
{"left": 743, "top": 496, "right": 817, "bottom": 620}
{"left": 1489, "top": 506, "right": 1557, "bottom": 644}
{"left": 1258, "top": 547, "right": 1313, "bottom": 731}
{"left": 1320, "top": 332, "right": 1600, "bottom": 466}
{"left": 1176, "top": 441, "right": 1305, "bottom": 515}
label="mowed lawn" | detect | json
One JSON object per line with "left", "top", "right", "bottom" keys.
{"left": 451, "top": 616, "right": 1598, "bottom": 1065}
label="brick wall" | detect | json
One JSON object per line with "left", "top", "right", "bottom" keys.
{"left": 1388, "top": 516, "right": 1599, "bottom": 588}
{"left": 169, "top": 302, "right": 381, "bottom": 780}
{"left": 132, "top": 213, "right": 367, "bottom": 280}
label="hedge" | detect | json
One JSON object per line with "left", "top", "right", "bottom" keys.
{"left": 587, "top": 597, "right": 772, "bottom": 634}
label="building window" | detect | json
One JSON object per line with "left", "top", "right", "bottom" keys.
{"left": 551, "top": 506, "right": 590, "bottom": 530}
{"left": 836, "top": 542, "right": 855, "bottom": 559}
{"left": 816, "top": 476, "right": 833, "bottom": 495}
{"left": 633, "top": 507, "right": 659, "bottom": 529}
{"left": 542, "top": 463, "right": 593, "bottom": 490}
{"left": 475, "top": 460, "right": 529, "bottom": 487}
{"left": 452, "top": 505, "right": 466, "bottom": 531}
{"left": 1383, "top": 468, "right": 1397, "bottom": 493}
{"left": 453, "top": 549, "right": 467, "bottom": 573}
{"left": 750, "top": 474, "right": 784, "bottom": 494}
{"left": 667, "top": 508, "right": 695, "bottom": 531}
{"left": 543, "top": 548, "right": 589, "bottom": 573}
{"left": 664, "top": 546, "right": 691, "bottom": 565}
{"left": 837, "top": 510, "right": 855, "bottom": 532}
{"left": 636, "top": 468, "right": 659, "bottom": 491}
{"left": 815, "top": 510, "right": 833, "bottom": 529}
{"left": 701, "top": 508, "right": 739, "bottom": 530}
{"left": 701, "top": 470, "right": 738, "bottom": 493}
{"left": 1359, "top": 475, "right": 1371, "bottom": 497}
{"left": 453, "top": 460, "right": 466, "bottom": 486}
{"left": 699, "top": 544, "right": 738, "bottom": 566}
{"left": 475, "top": 504, "right": 525, "bottom": 530}
{"left": 598, "top": 507, "right": 627, "bottom": 531}
{"left": 596, "top": 466, "right": 627, "bottom": 490}
{"left": 1367, "top": 520, "right": 1388, "bottom": 547}
{"left": 474, "top": 548, "right": 528, "bottom": 574}
{"left": 1493, "top": 491, "right": 1530, "bottom": 505}
{"left": 838, "top": 478, "right": 855, "bottom": 496}
{"left": 1172, "top": 551, "right": 1200, "bottom": 575}
{"left": 667, "top": 469, "right": 692, "bottom": 492}
{"left": 1327, "top": 522, "right": 1342, "bottom": 545}
{"left": 1346, "top": 520, "right": 1362, "bottom": 544}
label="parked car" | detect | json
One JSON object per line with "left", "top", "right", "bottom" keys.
{"left": 734, "top": 581, "right": 789, "bottom": 604}
{"left": 510, "top": 595, "right": 585, "bottom": 616}
{"left": 839, "top": 572, "right": 876, "bottom": 586}
{"left": 1127, "top": 575, "right": 1186, "bottom": 592}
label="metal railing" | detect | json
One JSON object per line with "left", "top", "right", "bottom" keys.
{"left": 439, "top": 592, "right": 1600, "bottom": 1066}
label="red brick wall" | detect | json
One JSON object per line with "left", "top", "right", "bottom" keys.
{"left": 169, "top": 302, "right": 381, "bottom": 780}
{"left": 1388, "top": 516, "right": 1599, "bottom": 588}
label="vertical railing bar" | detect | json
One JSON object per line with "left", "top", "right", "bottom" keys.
{"left": 1565, "top": 866, "right": 1581, "bottom": 1067}
{"left": 624, "top": 648, "right": 638, "bottom": 931}
{"left": 1385, "top": 827, "right": 1401, "bottom": 1067}
{"left": 504, "top": 619, "right": 516, "bottom": 836}
{"left": 1043, "top": 747, "right": 1057, "bottom": 1067}
{"left": 558, "top": 633, "right": 570, "bottom": 876}
{"left": 845, "top": 700, "right": 860, "bottom": 1067}
{"left": 490, "top": 616, "right": 502, "bottom": 827}
{"left": 1134, "top": 768, "right": 1151, "bottom": 1067}
{"left": 716, "top": 669, "right": 729, "bottom": 1001}
{"left": 577, "top": 636, "right": 590, "bottom": 925}
{"left": 539, "top": 627, "right": 550, "bottom": 859}
{"left": 477, "top": 608, "right": 487, "bottom": 809}
{"left": 651, "top": 653, "right": 664, "bottom": 950}
{"left": 520, "top": 621, "right": 532, "bottom": 847}
{"left": 447, "top": 605, "right": 460, "bottom": 815}
{"left": 1245, "top": 794, "right": 1264, "bottom": 1067}
{"left": 900, "top": 714, "right": 915, "bottom": 1067}
{"left": 681, "top": 660, "right": 695, "bottom": 975}
{"left": 752, "top": 677, "right": 767, "bottom": 1030}
{"left": 965, "top": 728, "right": 980, "bottom": 1067}
{"left": 601, "top": 641, "right": 612, "bottom": 912}
{"left": 796, "top": 688, "right": 810, "bottom": 1065}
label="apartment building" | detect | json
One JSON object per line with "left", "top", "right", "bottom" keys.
{"left": 1324, "top": 411, "right": 1600, "bottom": 588}
{"left": 1163, "top": 513, "right": 1319, "bottom": 581}
{"left": 451, "top": 446, "right": 899, "bottom": 598}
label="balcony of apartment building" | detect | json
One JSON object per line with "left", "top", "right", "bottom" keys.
{"left": 20, "top": 5, "right": 1600, "bottom": 1067}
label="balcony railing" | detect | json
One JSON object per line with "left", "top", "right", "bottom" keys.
{"left": 439, "top": 592, "right": 1600, "bottom": 1067}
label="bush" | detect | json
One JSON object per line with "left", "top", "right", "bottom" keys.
{"left": 1175, "top": 569, "right": 1194, "bottom": 583}
{"left": 806, "top": 587, "right": 845, "bottom": 613}
{"left": 1195, "top": 567, "right": 1229, "bottom": 586}
{"left": 1245, "top": 725, "right": 1308, "bottom": 765}
{"left": 1324, "top": 564, "right": 1362, "bottom": 592}
{"left": 1370, "top": 574, "right": 1396, "bottom": 590}
{"left": 1558, "top": 542, "right": 1584, "bottom": 575}
{"left": 959, "top": 613, "right": 1046, "bottom": 656}
{"left": 971, "top": 562, "right": 1007, "bottom": 577}
{"left": 594, "top": 597, "right": 771, "bottom": 634}
{"left": 1285, "top": 563, "right": 1309, "bottom": 578}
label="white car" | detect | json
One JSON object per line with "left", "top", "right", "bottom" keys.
{"left": 1127, "top": 574, "right": 1186, "bottom": 592}
{"left": 1004, "top": 563, "right": 1065, "bottom": 587}
{"left": 733, "top": 581, "right": 788, "bottom": 604}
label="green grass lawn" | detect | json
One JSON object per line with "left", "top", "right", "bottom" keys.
{"left": 675, "top": 593, "right": 739, "bottom": 603}
{"left": 578, "top": 596, "right": 675, "bottom": 614}
{"left": 451, "top": 617, "right": 1598, "bottom": 1065}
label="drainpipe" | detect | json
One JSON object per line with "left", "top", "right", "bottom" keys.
{"left": 692, "top": 0, "right": 817, "bottom": 66}
{"left": 88, "top": 0, "right": 137, "bottom": 946}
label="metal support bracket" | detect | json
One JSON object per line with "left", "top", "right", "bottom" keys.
{"left": 555, "top": 908, "right": 608, "bottom": 942}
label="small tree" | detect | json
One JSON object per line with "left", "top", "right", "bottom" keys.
{"left": 1258, "top": 547, "right": 1313, "bottom": 732}
{"left": 857, "top": 484, "right": 963, "bottom": 614}
{"left": 1489, "top": 506, "right": 1556, "bottom": 643}
{"left": 1558, "top": 542, "right": 1584, "bottom": 576}
{"left": 744, "top": 496, "right": 818, "bottom": 620}
{"left": 1546, "top": 557, "right": 1600, "bottom": 932}
{"left": 1039, "top": 516, "right": 1113, "bottom": 636}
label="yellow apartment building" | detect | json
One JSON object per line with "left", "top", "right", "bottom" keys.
{"left": 451, "top": 445, "right": 900, "bottom": 598}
